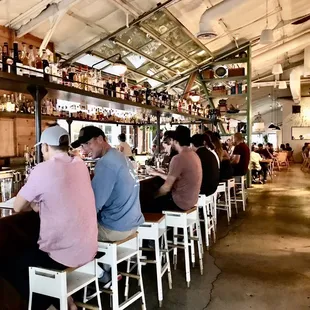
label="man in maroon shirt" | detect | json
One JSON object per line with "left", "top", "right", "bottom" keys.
{"left": 231, "top": 133, "right": 250, "bottom": 176}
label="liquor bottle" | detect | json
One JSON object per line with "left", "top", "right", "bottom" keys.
{"left": 112, "top": 78, "right": 117, "bottom": 97}
{"left": 6, "top": 49, "right": 14, "bottom": 74}
{"left": 35, "top": 47, "right": 43, "bottom": 78}
{"left": 28, "top": 45, "right": 36, "bottom": 77}
{"left": 2, "top": 42, "right": 9, "bottom": 72}
{"left": 21, "top": 44, "right": 30, "bottom": 77}
{"left": 13, "top": 42, "right": 22, "bottom": 76}
{"left": 107, "top": 78, "right": 113, "bottom": 97}
{"left": 120, "top": 77, "right": 126, "bottom": 100}
{"left": 41, "top": 49, "right": 50, "bottom": 81}
{"left": 115, "top": 78, "right": 121, "bottom": 98}
{"left": 0, "top": 46, "right": 2, "bottom": 71}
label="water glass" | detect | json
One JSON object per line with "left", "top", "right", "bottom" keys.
{"left": 1, "top": 178, "right": 13, "bottom": 202}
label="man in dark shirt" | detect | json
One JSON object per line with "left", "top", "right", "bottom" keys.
{"left": 231, "top": 133, "right": 250, "bottom": 176}
{"left": 191, "top": 134, "right": 219, "bottom": 196}
{"left": 285, "top": 143, "right": 293, "bottom": 151}
{"left": 257, "top": 143, "right": 273, "bottom": 159}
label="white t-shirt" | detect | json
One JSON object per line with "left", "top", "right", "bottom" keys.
{"left": 119, "top": 141, "right": 133, "bottom": 157}
{"left": 250, "top": 151, "right": 262, "bottom": 170}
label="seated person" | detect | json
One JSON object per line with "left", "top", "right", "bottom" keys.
{"left": 3, "top": 125, "right": 98, "bottom": 310}
{"left": 285, "top": 143, "right": 293, "bottom": 152}
{"left": 220, "top": 143, "right": 234, "bottom": 181}
{"left": 72, "top": 126, "right": 144, "bottom": 286}
{"left": 191, "top": 134, "right": 219, "bottom": 196}
{"left": 256, "top": 143, "right": 273, "bottom": 159}
{"left": 267, "top": 143, "right": 275, "bottom": 154}
{"left": 231, "top": 133, "right": 250, "bottom": 176}
{"left": 280, "top": 143, "right": 286, "bottom": 152}
{"left": 149, "top": 126, "right": 202, "bottom": 212}
{"left": 250, "top": 146, "right": 263, "bottom": 183}
{"left": 117, "top": 133, "right": 134, "bottom": 160}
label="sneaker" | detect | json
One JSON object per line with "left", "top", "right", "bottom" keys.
{"left": 99, "top": 272, "right": 122, "bottom": 289}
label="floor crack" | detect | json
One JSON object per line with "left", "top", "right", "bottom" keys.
{"left": 203, "top": 201, "right": 253, "bottom": 309}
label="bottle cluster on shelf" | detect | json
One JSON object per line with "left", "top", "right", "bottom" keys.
{"left": 0, "top": 41, "right": 53, "bottom": 79}
{"left": 0, "top": 92, "right": 56, "bottom": 114}
{"left": 211, "top": 82, "right": 247, "bottom": 97}
{"left": 0, "top": 43, "right": 218, "bottom": 118}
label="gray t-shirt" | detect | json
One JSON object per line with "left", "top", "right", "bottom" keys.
{"left": 92, "top": 148, "right": 144, "bottom": 231}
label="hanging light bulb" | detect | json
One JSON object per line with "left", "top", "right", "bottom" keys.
{"left": 189, "top": 91, "right": 200, "bottom": 103}
{"left": 278, "top": 81, "right": 287, "bottom": 89}
{"left": 260, "top": 29, "right": 274, "bottom": 44}
{"left": 259, "top": 0, "right": 274, "bottom": 44}
{"left": 272, "top": 63, "right": 283, "bottom": 75}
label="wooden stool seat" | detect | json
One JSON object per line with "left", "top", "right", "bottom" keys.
{"left": 143, "top": 213, "right": 165, "bottom": 223}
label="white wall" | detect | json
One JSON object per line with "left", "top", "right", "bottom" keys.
{"left": 282, "top": 97, "right": 310, "bottom": 162}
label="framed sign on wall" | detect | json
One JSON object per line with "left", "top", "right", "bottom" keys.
{"left": 291, "top": 127, "right": 310, "bottom": 140}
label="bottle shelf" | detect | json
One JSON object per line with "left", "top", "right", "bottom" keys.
{"left": 209, "top": 93, "right": 247, "bottom": 99}
{"left": 0, "top": 72, "right": 211, "bottom": 122}
{"left": 202, "top": 76, "right": 247, "bottom": 83}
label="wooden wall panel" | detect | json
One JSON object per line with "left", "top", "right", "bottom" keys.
{"left": 0, "top": 26, "right": 54, "bottom": 54}
{"left": 15, "top": 118, "right": 36, "bottom": 156}
{"left": 0, "top": 118, "right": 15, "bottom": 157}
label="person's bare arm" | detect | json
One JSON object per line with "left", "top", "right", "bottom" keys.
{"left": 156, "top": 175, "right": 176, "bottom": 197}
{"left": 231, "top": 154, "right": 240, "bottom": 164}
{"left": 149, "top": 168, "right": 168, "bottom": 180}
{"left": 13, "top": 194, "right": 32, "bottom": 213}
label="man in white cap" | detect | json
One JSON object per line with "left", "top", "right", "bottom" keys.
{"left": 3, "top": 125, "right": 98, "bottom": 310}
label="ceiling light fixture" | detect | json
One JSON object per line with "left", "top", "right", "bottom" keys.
{"left": 260, "top": 0, "right": 274, "bottom": 44}
{"left": 272, "top": 63, "right": 283, "bottom": 75}
{"left": 278, "top": 81, "right": 287, "bottom": 89}
{"left": 190, "top": 91, "right": 200, "bottom": 103}
{"left": 92, "top": 53, "right": 128, "bottom": 75}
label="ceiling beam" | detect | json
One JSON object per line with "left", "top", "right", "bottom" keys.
{"left": 253, "top": 59, "right": 304, "bottom": 83}
{"left": 5, "top": 0, "right": 54, "bottom": 29}
{"left": 113, "top": 38, "right": 177, "bottom": 73}
{"left": 17, "top": 0, "right": 81, "bottom": 37}
{"left": 163, "top": 9, "right": 214, "bottom": 58}
{"left": 67, "top": 10, "right": 109, "bottom": 34}
{"left": 90, "top": 50, "right": 164, "bottom": 84}
{"left": 139, "top": 25, "right": 197, "bottom": 66}
{"left": 62, "top": 0, "right": 177, "bottom": 66}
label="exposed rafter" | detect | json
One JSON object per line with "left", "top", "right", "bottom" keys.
{"left": 62, "top": 0, "right": 177, "bottom": 66}
{"left": 5, "top": 0, "right": 55, "bottom": 29}
{"left": 90, "top": 50, "right": 164, "bottom": 84}
{"left": 17, "top": 0, "right": 82, "bottom": 38}
{"left": 139, "top": 24, "right": 197, "bottom": 66}
{"left": 113, "top": 38, "right": 177, "bottom": 74}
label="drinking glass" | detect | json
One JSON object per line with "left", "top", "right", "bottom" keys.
{"left": 1, "top": 178, "right": 13, "bottom": 202}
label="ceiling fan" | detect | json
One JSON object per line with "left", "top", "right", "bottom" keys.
{"left": 273, "top": 13, "right": 310, "bottom": 30}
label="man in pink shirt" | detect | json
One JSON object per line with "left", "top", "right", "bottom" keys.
{"left": 3, "top": 125, "right": 98, "bottom": 310}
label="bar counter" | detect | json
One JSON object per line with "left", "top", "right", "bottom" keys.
{"left": 0, "top": 175, "right": 164, "bottom": 309}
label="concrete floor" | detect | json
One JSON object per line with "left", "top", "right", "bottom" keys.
{"left": 3, "top": 166, "right": 310, "bottom": 309}
{"left": 136, "top": 165, "right": 310, "bottom": 310}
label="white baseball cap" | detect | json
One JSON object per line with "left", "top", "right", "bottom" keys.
{"left": 34, "top": 125, "right": 70, "bottom": 147}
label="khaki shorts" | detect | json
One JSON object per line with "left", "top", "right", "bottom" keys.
{"left": 98, "top": 225, "right": 137, "bottom": 242}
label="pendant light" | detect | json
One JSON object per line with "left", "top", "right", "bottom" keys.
{"left": 260, "top": 0, "right": 274, "bottom": 44}
{"left": 272, "top": 63, "right": 283, "bottom": 75}
{"left": 278, "top": 81, "right": 287, "bottom": 89}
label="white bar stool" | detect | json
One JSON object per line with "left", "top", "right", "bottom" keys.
{"left": 234, "top": 176, "right": 247, "bottom": 211}
{"left": 225, "top": 178, "right": 238, "bottom": 214}
{"left": 138, "top": 213, "right": 172, "bottom": 307}
{"left": 197, "top": 193, "right": 216, "bottom": 248}
{"left": 163, "top": 207, "right": 203, "bottom": 288}
{"left": 94, "top": 233, "right": 146, "bottom": 310}
{"left": 216, "top": 182, "right": 230, "bottom": 223}
{"left": 28, "top": 260, "right": 102, "bottom": 310}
